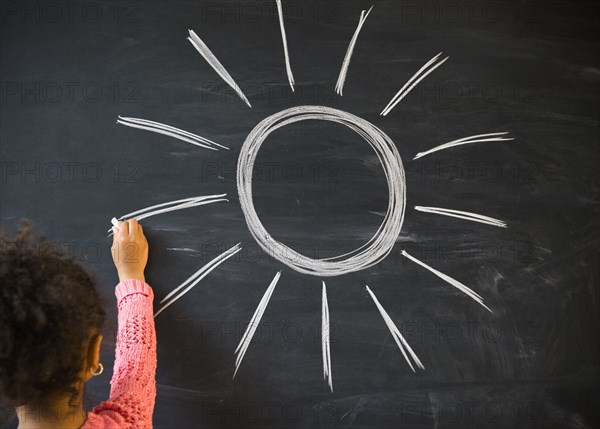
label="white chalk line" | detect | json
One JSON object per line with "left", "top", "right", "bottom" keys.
{"left": 107, "top": 195, "right": 228, "bottom": 235}
{"left": 187, "top": 29, "right": 252, "bottom": 108}
{"left": 233, "top": 271, "right": 282, "bottom": 379}
{"left": 365, "top": 286, "right": 424, "bottom": 372}
{"left": 234, "top": 272, "right": 280, "bottom": 357}
{"left": 413, "top": 132, "right": 514, "bottom": 159}
{"left": 414, "top": 206, "right": 507, "bottom": 228}
{"left": 118, "top": 116, "right": 229, "bottom": 150}
{"left": 111, "top": 195, "right": 228, "bottom": 224}
{"left": 381, "top": 54, "right": 449, "bottom": 116}
{"left": 166, "top": 248, "right": 199, "bottom": 253}
{"left": 335, "top": 5, "right": 374, "bottom": 96}
{"left": 117, "top": 119, "right": 217, "bottom": 151}
{"left": 381, "top": 52, "right": 447, "bottom": 115}
{"left": 431, "top": 131, "right": 510, "bottom": 146}
{"left": 118, "top": 194, "right": 227, "bottom": 219}
{"left": 322, "top": 282, "right": 333, "bottom": 392}
{"left": 381, "top": 53, "right": 449, "bottom": 116}
{"left": 276, "top": 0, "right": 296, "bottom": 92}
{"left": 153, "top": 244, "right": 242, "bottom": 318}
{"left": 401, "top": 251, "right": 492, "bottom": 313}
{"left": 382, "top": 52, "right": 442, "bottom": 114}
{"left": 159, "top": 243, "right": 242, "bottom": 304}
{"left": 367, "top": 287, "right": 413, "bottom": 371}
{"left": 132, "top": 198, "right": 227, "bottom": 222}
{"left": 118, "top": 116, "right": 227, "bottom": 149}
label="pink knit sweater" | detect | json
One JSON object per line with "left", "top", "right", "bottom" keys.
{"left": 81, "top": 279, "right": 157, "bottom": 429}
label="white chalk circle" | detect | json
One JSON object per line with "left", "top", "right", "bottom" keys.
{"left": 237, "top": 105, "right": 406, "bottom": 277}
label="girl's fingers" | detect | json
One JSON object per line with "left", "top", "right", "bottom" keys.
{"left": 127, "top": 218, "right": 138, "bottom": 238}
{"left": 119, "top": 219, "right": 129, "bottom": 236}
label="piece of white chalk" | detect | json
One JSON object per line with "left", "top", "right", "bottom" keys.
{"left": 111, "top": 217, "right": 120, "bottom": 229}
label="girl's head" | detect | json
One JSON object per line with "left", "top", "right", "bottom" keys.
{"left": 0, "top": 219, "right": 106, "bottom": 407}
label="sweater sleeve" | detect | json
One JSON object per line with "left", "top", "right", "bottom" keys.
{"left": 82, "top": 279, "right": 157, "bottom": 429}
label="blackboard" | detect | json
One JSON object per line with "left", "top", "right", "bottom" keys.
{"left": 1, "top": 0, "right": 599, "bottom": 428}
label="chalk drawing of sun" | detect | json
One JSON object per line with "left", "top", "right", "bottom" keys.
{"left": 111, "top": 3, "right": 513, "bottom": 392}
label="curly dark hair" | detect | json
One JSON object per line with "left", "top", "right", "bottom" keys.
{"left": 0, "top": 219, "right": 106, "bottom": 407}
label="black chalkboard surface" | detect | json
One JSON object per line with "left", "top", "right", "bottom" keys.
{"left": 1, "top": 1, "right": 599, "bottom": 428}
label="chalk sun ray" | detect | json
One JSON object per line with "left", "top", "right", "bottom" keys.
{"left": 116, "top": 194, "right": 227, "bottom": 220}
{"left": 335, "top": 5, "right": 374, "bottom": 96}
{"left": 154, "top": 244, "right": 242, "bottom": 318}
{"left": 276, "top": 0, "right": 296, "bottom": 92}
{"left": 233, "top": 271, "right": 282, "bottom": 379}
{"left": 159, "top": 243, "right": 242, "bottom": 304}
{"left": 108, "top": 194, "right": 228, "bottom": 235}
{"left": 117, "top": 116, "right": 229, "bottom": 151}
{"left": 415, "top": 206, "right": 507, "bottom": 228}
{"left": 366, "top": 286, "right": 424, "bottom": 371}
{"left": 401, "top": 251, "right": 492, "bottom": 312}
{"left": 322, "top": 281, "right": 333, "bottom": 392}
{"left": 117, "top": 119, "right": 216, "bottom": 151}
{"left": 187, "top": 29, "right": 252, "bottom": 108}
{"left": 413, "top": 132, "right": 514, "bottom": 159}
{"left": 107, "top": 194, "right": 229, "bottom": 237}
{"left": 381, "top": 52, "right": 449, "bottom": 116}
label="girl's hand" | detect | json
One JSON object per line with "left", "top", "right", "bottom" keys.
{"left": 111, "top": 218, "right": 148, "bottom": 282}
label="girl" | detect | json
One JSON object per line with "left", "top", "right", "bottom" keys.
{"left": 0, "top": 218, "right": 156, "bottom": 428}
